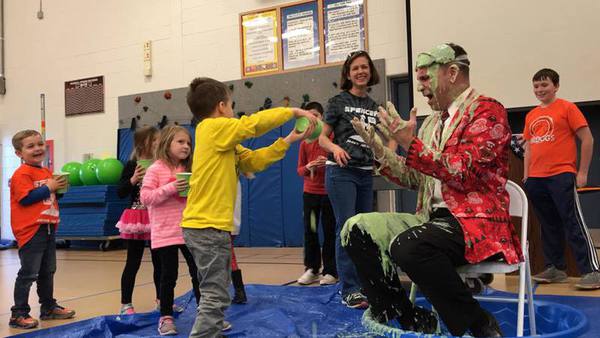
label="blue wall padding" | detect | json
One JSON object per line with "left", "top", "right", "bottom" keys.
{"left": 280, "top": 120, "right": 304, "bottom": 246}
{"left": 117, "top": 124, "right": 308, "bottom": 247}
{"left": 242, "top": 127, "right": 285, "bottom": 247}
{"left": 117, "top": 128, "right": 133, "bottom": 163}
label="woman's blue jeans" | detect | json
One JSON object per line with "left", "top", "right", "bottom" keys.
{"left": 325, "top": 165, "right": 373, "bottom": 297}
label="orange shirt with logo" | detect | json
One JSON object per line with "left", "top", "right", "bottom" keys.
{"left": 10, "top": 164, "right": 60, "bottom": 247}
{"left": 523, "top": 98, "right": 588, "bottom": 178}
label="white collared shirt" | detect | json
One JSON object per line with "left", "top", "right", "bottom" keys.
{"left": 431, "top": 87, "right": 472, "bottom": 209}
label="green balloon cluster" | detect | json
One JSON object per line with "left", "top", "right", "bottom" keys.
{"left": 80, "top": 159, "right": 101, "bottom": 185}
{"left": 61, "top": 158, "right": 124, "bottom": 186}
{"left": 96, "top": 158, "right": 124, "bottom": 184}
{"left": 60, "top": 162, "right": 83, "bottom": 186}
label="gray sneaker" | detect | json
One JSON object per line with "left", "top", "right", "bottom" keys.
{"left": 222, "top": 320, "right": 232, "bottom": 331}
{"left": 575, "top": 271, "right": 600, "bottom": 290}
{"left": 342, "top": 292, "right": 369, "bottom": 309}
{"left": 532, "top": 266, "right": 568, "bottom": 283}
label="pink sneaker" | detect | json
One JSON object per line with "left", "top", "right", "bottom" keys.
{"left": 158, "top": 316, "right": 177, "bottom": 336}
{"left": 120, "top": 303, "right": 136, "bottom": 315}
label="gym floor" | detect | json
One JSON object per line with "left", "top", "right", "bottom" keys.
{"left": 1, "top": 246, "right": 599, "bottom": 337}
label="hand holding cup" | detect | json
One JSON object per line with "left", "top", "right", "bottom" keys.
{"left": 175, "top": 172, "right": 192, "bottom": 197}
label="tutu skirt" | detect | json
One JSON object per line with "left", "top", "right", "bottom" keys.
{"left": 116, "top": 208, "right": 151, "bottom": 240}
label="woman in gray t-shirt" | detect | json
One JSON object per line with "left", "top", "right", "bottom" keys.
{"left": 318, "top": 50, "right": 380, "bottom": 309}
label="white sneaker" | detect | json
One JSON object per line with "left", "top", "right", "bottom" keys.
{"left": 319, "top": 274, "right": 338, "bottom": 285}
{"left": 297, "top": 269, "right": 320, "bottom": 285}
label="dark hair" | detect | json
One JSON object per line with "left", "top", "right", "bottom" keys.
{"left": 131, "top": 126, "right": 159, "bottom": 161}
{"left": 446, "top": 43, "right": 470, "bottom": 77}
{"left": 340, "top": 51, "right": 380, "bottom": 91}
{"left": 532, "top": 68, "right": 559, "bottom": 86}
{"left": 12, "top": 130, "right": 41, "bottom": 151}
{"left": 304, "top": 101, "right": 323, "bottom": 114}
{"left": 186, "top": 77, "right": 231, "bottom": 120}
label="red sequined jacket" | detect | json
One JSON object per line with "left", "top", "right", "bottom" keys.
{"left": 381, "top": 92, "right": 522, "bottom": 264}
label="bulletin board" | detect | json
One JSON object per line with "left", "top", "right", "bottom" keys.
{"left": 240, "top": 0, "right": 368, "bottom": 78}
{"left": 240, "top": 9, "right": 281, "bottom": 76}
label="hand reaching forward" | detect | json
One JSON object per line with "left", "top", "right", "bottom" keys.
{"left": 351, "top": 117, "right": 386, "bottom": 159}
{"left": 380, "top": 107, "right": 417, "bottom": 151}
{"left": 284, "top": 122, "right": 315, "bottom": 144}
{"left": 375, "top": 101, "right": 405, "bottom": 142}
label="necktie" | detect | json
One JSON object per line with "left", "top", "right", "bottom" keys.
{"left": 441, "top": 110, "right": 449, "bottom": 123}
{"left": 435, "top": 111, "right": 449, "bottom": 150}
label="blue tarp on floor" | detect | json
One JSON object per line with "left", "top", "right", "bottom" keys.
{"left": 9, "top": 284, "right": 597, "bottom": 337}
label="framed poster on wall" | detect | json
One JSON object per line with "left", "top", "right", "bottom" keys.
{"left": 323, "top": 0, "right": 367, "bottom": 63}
{"left": 241, "top": 9, "right": 280, "bottom": 76}
{"left": 281, "top": 1, "right": 320, "bottom": 70}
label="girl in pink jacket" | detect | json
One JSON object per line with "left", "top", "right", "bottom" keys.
{"left": 140, "top": 125, "right": 200, "bottom": 336}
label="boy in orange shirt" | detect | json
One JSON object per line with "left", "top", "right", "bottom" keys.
{"left": 9, "top": 130, "right": 76, "bottom": 329}
{"left": 523, "top": 68, "right": 600, "bottom": 289}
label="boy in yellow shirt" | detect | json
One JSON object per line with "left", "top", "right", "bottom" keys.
{"left": 181, "top": 77, "right": 316, "bottom": 337}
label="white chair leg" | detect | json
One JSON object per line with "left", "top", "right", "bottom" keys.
{"left": 525, "top": 254, "right": 537, "bottom": 336}
{"left": 409, "top": 282, "right": 417, "bottom": 304}
{"left": 431, "top": 306, "right": 441, "bottom": 334}
{"left": 517, "top": 263, "right": 526, "bottom": 336}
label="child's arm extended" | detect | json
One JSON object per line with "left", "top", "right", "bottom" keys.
{"left": 236, "top": 126, "right": 313, "bottom": 173}
{"left": 139, "top": 166, "right": 178, "bottom": 206}
{"left": 297, "top": 142, "right": 309, "bottom": 177}
{"left": 212, "top": 107, "right": 316, "bottom": 151}
{"left": 235, "top": 141, "right": 289, "bottom": 173}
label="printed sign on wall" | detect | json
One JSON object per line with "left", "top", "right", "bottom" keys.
{"left": 241, "top": 10, "right": 280, "bottom": 76}
{"left": 65, "top": 76, "right": 104, "bottom": 116}
{"left": 281, "top": 1, "right": 320, "bottom": 70}
{"left": 323, "top": 0, "right": 366, "bottom": 63}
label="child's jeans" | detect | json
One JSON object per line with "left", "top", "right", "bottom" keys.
{"left": 11, "top": 224, "right": 57, "bottom": 317}
{"left": 183, "top": 227, "right": 231, "bottom": 338}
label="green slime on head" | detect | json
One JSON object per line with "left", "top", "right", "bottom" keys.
{"left": 415, "top": 43, "right": 457, "bottom": 102}
{"left": 415, "top": 43, "right": 457, "bottom": 69}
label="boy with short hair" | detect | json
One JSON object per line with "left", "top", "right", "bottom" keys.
{"left": 9, "top": 130, "right": 75, "bottom": 329}
{"left": 181, "top": 77, "right": 316, "bottom": 337}
{"left": 523, "top": 68, "right": 600, "bottom": 289}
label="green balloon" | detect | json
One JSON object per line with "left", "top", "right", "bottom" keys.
{"left": 96, "top": 158, "right": 124, "bottom": 185}
{"left": 61, "top": 162, "right": 83, "bottom": 186}
{"left": 79, "top": 159, "right": 101, "bottom": 185}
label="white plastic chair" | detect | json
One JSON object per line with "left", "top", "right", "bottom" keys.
{"left": 410, "top": 180, "right": 537, "bottom": 336}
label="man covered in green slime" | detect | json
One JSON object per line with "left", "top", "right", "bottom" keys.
{"left": 342, "top": 43, "right": 521, "bottom": 337}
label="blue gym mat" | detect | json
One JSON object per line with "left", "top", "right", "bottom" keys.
{"left": 9, "top": 284, "right": 597, "bottom": 337}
